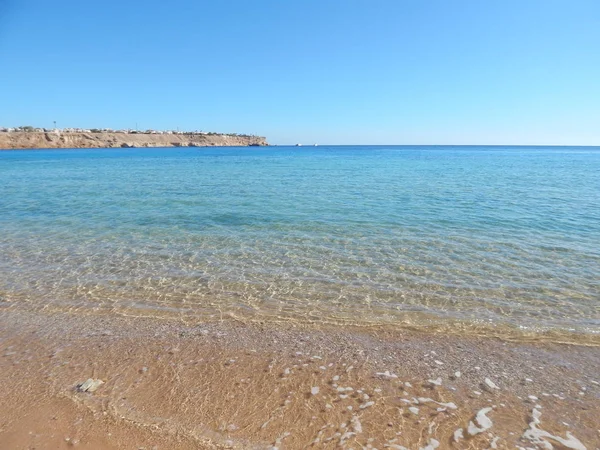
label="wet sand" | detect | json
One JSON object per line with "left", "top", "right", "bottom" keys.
{"left": 1, "top": 309, "right": 599, "bottom": 449}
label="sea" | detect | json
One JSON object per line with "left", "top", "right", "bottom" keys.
{"left": 1, "top": 146, "right": 599, "bottom": 344}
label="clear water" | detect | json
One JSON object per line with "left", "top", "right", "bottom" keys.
{"left": 1, "top": 146, "right": 599, "bottom": 343}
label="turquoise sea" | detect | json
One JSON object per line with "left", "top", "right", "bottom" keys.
{"left": 1, "top": 146, "right": 599, "bottom": 343}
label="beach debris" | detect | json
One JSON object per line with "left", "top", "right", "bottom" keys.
{"left": 311, "top": 386, "right": 320, "bottom": 395}
{"left": 77, "top": 378, "right": 104, "bottom": 393}
{"left": 467, "top": 407, "right": 493, "bottom": 436}
{"left": 484, "top": 378, "right": 500, "bottom": 390}
{"left": 360, "top": 401, "right": 375, "bottom": 409}
{"left": 453, "top": 371, "right": 461, "bottom": 379}
{"left": 522, "top": 407, "right": 586, "bottom": 450}
{"left": 408, "top": 406, "right": 419, "bottom": 415}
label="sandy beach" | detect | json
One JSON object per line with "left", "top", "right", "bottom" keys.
{"left": 1, "top": 309, "right": 598, "bottom": 449}
{"left": 4, "top": 0, "right": 600, "bottom": 447}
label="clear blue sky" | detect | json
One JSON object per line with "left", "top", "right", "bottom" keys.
{"left": 1, "top": 0, "right": 599, "bottom": 145}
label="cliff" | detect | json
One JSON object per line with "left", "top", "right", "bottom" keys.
{"left": 0, "top": 132, "right": 268, "bottom": 149}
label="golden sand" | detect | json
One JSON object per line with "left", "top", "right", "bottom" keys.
{"left": 1, "top": 310, "right": 599, "bottom": 449}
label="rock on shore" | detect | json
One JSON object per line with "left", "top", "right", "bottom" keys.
{"left": 0, "top": 132, "right": 268, "bottom": 149}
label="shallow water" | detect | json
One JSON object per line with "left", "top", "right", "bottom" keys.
{"left": 1, "top": 146, "right": 599, "bottom": 342}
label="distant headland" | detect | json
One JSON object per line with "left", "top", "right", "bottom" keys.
{"left": 0, "top": 126, "right": 268, "bottom": 149}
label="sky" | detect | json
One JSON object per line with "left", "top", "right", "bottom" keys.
{"left": 0, "top": 0, "right": 599, "bottom": 145}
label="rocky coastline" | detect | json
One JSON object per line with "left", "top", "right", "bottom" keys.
{"left": 0, "top": 131, "right": 268, "bottom": 149}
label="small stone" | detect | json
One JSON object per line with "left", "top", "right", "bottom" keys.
{"left": 484, "top": 378, "right": 500, "bottom": 390}
{"left": 77, "top": 379, "right": 104, "bottom": 393}
{"left": 376, "top": 370, "right": 398, "bottom": 379}
{"left": 311, "top": 386, "right": 320, "bottom": 395}
{"left": 428, "top": 377, "right": 442, "bottom": 386}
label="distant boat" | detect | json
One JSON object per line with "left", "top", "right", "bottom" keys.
{"left": 296, "top": 143, "right": 302, "bottom": 147}
{"left": 314, "top": 144, "right": 318, "bottom": 146}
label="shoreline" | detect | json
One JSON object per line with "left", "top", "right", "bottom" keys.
{"left": 3, "top": 298, "right": 599, "bottom": 347}
{"left": 1, "top": 309, "right": 598, "bottom": 449}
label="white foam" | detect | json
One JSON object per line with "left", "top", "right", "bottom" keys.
{"left": 416, "top": 397, "right": 457, "bottom": 410}
{"left": 522, "top": 408, "right": 587, "bottom": 450}
{"left": 419, "top": 438, "right": 440, "bottom": 450}
{"left": 351, "top": 415, "right": 363, "bottom": 434}
{"left": 453, "top": 428, "right": 464, "bottom": 442}
{"left": 467, "top": 407, "right": 493, "bottom": 436}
